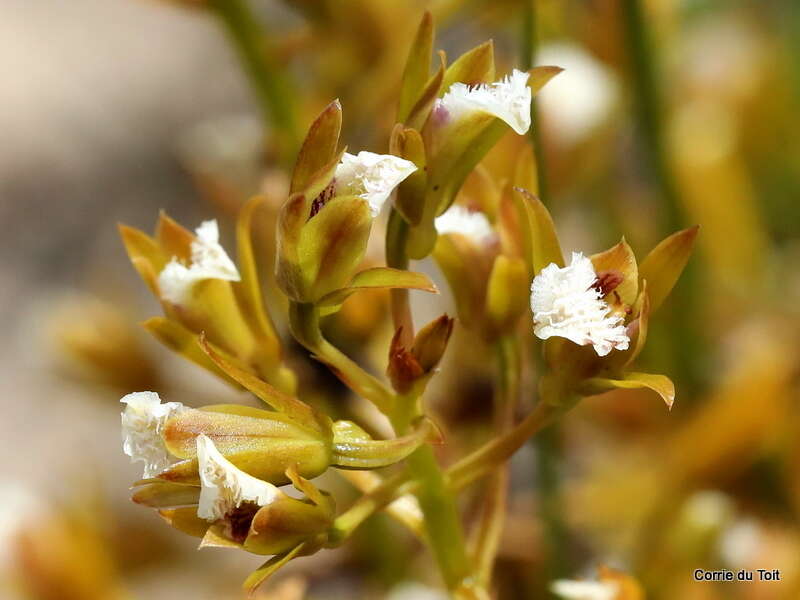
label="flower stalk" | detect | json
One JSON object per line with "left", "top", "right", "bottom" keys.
{"left": 208, "top": 0, "right": 299, "bottom": 163}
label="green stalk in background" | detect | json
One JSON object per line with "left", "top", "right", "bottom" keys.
{"left": 520, "top": 0, "right": 571, "bottom": 584}
{"left": 520, "top": 0, "right": 548, "bottom": 201}
{"left": 209, "top": 0, "right": 300, "bottom": 163}
{"left": 620, "top": 0, "right": 704, "bottom": 391}
{"left": 619, "top": 0, "right": 681, "bottom": 233}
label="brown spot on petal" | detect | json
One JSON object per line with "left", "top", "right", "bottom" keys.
{"left": 227, "top": 503, "right": 260, "bottom": 544}
{"left": 592, "top": 270, "right": 624, "bottom": 297}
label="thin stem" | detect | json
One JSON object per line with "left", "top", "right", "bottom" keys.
{"left": 521, "top": 0, "right": 549, "bottom": 201}
{"left": 404, "top": 444, "right": 471, "bottom": 591}
{"left": 331, "top": 399, "right": 562, "bottom": 544}
{"left": 472, "top": 336, "right": 520, "bottom": 587}
{"left": 288, "top": 302, "right": 394, "bottom": 414}
{"left": 386, "top": 209, "right": 414, "bottom": 345}
{"left": 385, "top": 204, "right": 471, "bottom": 592}
{"left": 521, "top": 1, "right": 571, "bottom": 581}
{"left": 209, "top": 0, "right": 300, "bottom": 163}
{"left": 535, "top": 420, "right": 570, "bottom": 581}
{"left": 449, "top": 400, "right": 560, "bottom": 491}
{"left": 619, "top": 0, "right": 681, "bottom": 232}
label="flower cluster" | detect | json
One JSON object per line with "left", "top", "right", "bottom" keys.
{"left": 113, "top": 11, "right": 696, "bottom": 597}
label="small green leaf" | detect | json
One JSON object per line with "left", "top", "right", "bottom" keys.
{"left": 158, "top": 507, "right": 210, "bottom": 539}
{"left": 398, "top": 11, "right": 434, "bottom": 124}
{"left": 142, "top": 317, "right": 240, "bottom": 387}
{"left": 118, "top": 224, "right": 168, "bottom": 295}
{"left": 243, "top": 544, "right": 306, "bottom": 598}
{"left": 199, "top": 335, "right": 327, "bottom": 433}
{"left": 639, "top": 225, "right": 699, "bottom": 313}
{"left": 405, "top": 51, "right": 445, "bottom": 131}
{"left": 155, "top": 211, "right": 193, "bottom": 262}
{"left": 331, "top": 417, "right": 440, "bottom": 469}
{"left": 291, "top": 100, "right": 342, "bottom": 194}
{"left": 132, "top": 481, "right": 200, "bottom": 508}
{"left": 512, "top": 187, "right": 564, "bottom": 273}
{"left": 233, "top": 195, "right": 282, "bottom": 362}
{"left": 528, "top": 65, "right": 563, "bottom": 94}
{"left": 441, "top": 40, "right": 495, "bottom": 94}
{"left": 582, "top": 372, "right": 676, "bottom": 409}
{"left": 317, "top": 267, "right": 437, "bottom": 307}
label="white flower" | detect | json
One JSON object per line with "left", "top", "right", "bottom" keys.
{"left": 335, "top": 151, "right": 417, "bottom": 217}
{"left": 438, "top": 69, "right": 532, "bottom": 135}
{"left": 121, "top": 391, "right": 185, "bottom": 478}
{"left": 157, "top": 219, "right": 240, "bottom": 305}
{"left": 196, "top": 434, "right": 279, "bottom": 522}
{"left": 551, "top": 579, "right": 618, "bottom": 600}
{"left": 530, "top": 252, "right": 629, "bottom": 356}
{"left": 434, "top": 205, "right": 495, "bottom": 245}
{"left": 536, "top": 43, "right": 617, "bottom": 143}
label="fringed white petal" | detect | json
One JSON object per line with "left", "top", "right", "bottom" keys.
{"left": 196, "top": 434, "right": 279, "bottom": 522}
{"left": 335, "top": 151, "right": 417, "bottom": 216}
{"left": 530, "top": 252, "right": 629, "bottom": 356}
{"left": 551, "top": 579, "right": 619, "bottom": 600}
{"left": 121, "top": 392, "right": 185, "bottom": 478}
{"left": 439, "top": 69, "right": 532, "bottom": 135}
{"left": 434, "top": 206, "right": 495, "bottom": 245}
{"left": 157, "top": 220, "right": 240, "bottom": 304}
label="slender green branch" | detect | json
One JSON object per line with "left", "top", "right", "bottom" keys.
{"left": 472, "top": 336, "right": 520, "bottom": 587}
{"left": 386, "top": 209, "right": 415, "bottom": 345}
{"left": 209, "top": 0, "right": 300, "bottom": 162}
{"left": 619, "top": 0, "right": 681, "bottom": 232}
{"left": 521, "top": 1, "right": 571, "bottom": 582}
{"left": 521, "top": 0, "right": 549, "bottom": 201}
{"left": 331, "top": 399, "right": 562, "bottom": 544}
{"left": 288, "top": 302, "right": 394, "bottom": 414}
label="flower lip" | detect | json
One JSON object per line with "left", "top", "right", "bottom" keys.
{"left": 333, "top": 151, "right": 417, "bottom": 217}
{"left": 434, "top": 205, "right": 496, "bottom": 245}
{"left": 438, "top": 69, "right": 532, "bottom": 135}
{"left": 530, "top": 252, "right": 630, "bottom": 357}
{"left": 196, "top": 434, "right": 279, "bottom": 522}
{"left": 157, "top": 219, "right": 241, "bottom": 305}
{"left": 121, "top": 391, "right": 185, "bottom": 478}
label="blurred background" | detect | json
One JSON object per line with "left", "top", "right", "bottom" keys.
{"left": 1, "top": 0, "right": 798, "bottom": 598}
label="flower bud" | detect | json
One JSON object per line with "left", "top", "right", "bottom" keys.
{"left": 276, "top": 102, "right": 417, "bottom": 303}
{"left": 119, "top": 210, "right": 295, "bottom": 393}
{"left": 388, "top": 316, "right": 454, "bottom": 394}
{"left": 121, "top": 392, "right": 333, "bottom": 486}
{"left": 141, "top": 437, "right": 334, "bottom": 572}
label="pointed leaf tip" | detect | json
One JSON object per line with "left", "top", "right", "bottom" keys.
{"left": 639, "top": 225, "right": 699, "bottom": 314}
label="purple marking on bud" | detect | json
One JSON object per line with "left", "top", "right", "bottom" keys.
{"left": 309, "top": 178, "right": 337, "bottom": 219}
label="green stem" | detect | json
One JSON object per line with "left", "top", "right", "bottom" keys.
{"left": 620, "top": 0, "right": 702, "bottom": 391}
{"left": 521, "top": 2, "right": 571, "bottom": 582}
{"left": 331, "top": 399, "right": 562, "bottom": 544}
{"left": 620, "top": 0, "right": 681, "bottom": 232}
{"left": 405, "top": 444, "right": 471, "bottom": 592}
{"left": 521, "top": 0, "right": 549, "bottom": 202}
{"left": 472, "top": 336, "right": 520, "bottom": 587}
{"left": 385, "top": 206, "right": 471, "bottom": 593}
{"left": 386, "top": 209, "right": 414, "bottom": 345}
{"left": 535, "top": 419, "right": 570, "bottom": 581}
{"left": 209, "top": 0, "right": 300, "bottom": 162}
{"left": 288, "top": 302, "right": 394, "bottom": 414}
{"left": 391, "top": 388, "right": 470, "bottom": 592}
